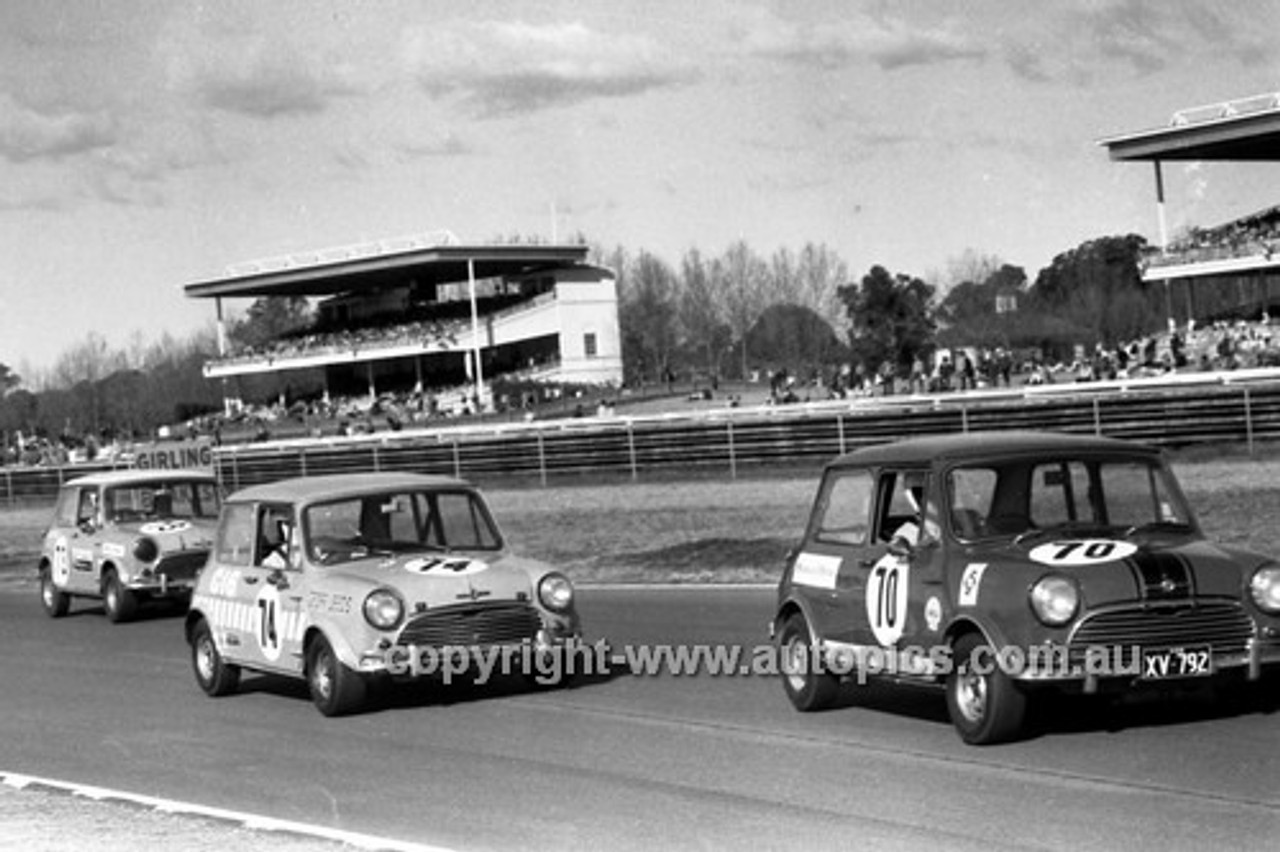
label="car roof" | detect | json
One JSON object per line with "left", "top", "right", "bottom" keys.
{"left": 827, "top": 430, "right": 1160, "bottom": 469}
{"left": 226, "top": 472, "right": 473, "bottom": 505}
{"left": 65, "top": 469, "right": 218, "bottom": 488}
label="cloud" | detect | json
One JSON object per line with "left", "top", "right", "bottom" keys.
{"left": 0, "top": 93, "right": 116, "bottom": 163}
{"left": 164, "top": 32, "right": 363, "bottom": 119}
{"left": 1026, "top": 1, "right": 1275, "bottom": 82}
{"left": 402, "top": 20, "right": 695, "bottom": 116}
{"left": 198, "top": 50, "right": 360, "bottom": 118}
{"left": 734, "top": 13, "right": 985, "bottom": 71}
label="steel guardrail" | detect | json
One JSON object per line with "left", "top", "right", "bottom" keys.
{"left": 6, "top": 374, "right": 1280, "bottom": 504}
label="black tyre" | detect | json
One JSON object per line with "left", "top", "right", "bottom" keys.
{"left": 307, "top": 634, "right": 366, "bottom": 717}
{"left": 777, "top": 612, "right": 840, "bottom": 711}
{"left": 191, "top": 618, "right": 241, "bottom": 697}
{"left": 40, "top": 567, "right": 71, "bottom": 618}
{"left": 524, "top": 645, "right": 575, "bottom": 690}
{"left": 946, "top": 633, "right": 1029, "bottom": 745}
{"left": 102, "top": 570, "right": 137, "bottom": 623}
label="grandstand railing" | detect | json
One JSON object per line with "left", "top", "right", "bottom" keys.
{"left": 9, "top": 372, "right": 1280, "bottom": 505}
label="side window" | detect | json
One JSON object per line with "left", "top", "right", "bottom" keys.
{"left": 256, "top": 505, "right": 295, "bottom": 568}
{"left": 877, "top": 470, "right": 928, "bottom": 544}
{"left": 813, "top": 470, "right": 872, "bottom": 545}
{"left": 52, "top": 488, "right": 78, "bottom": 527}
{"left": 215, "top": 503, "right": 255, "bottom": 567}
{"left": 584, "top": 332, "right": 598, "bottom": 358}
{"left": 77, "top": 489, "right": 99, "bottom": 525}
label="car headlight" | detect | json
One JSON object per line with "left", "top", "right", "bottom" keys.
{"left": 537, "top": 573, "right": 574, "bottom": 613}
{"left": 362, "top": 588, "right": 405, "bottom": 630}
{"left": 1030, "top": 575, "right": 1080, "bottom": 626}
{"left": 1250, "top": 565, "right": 1280, "bottom": 614}
{"left": 132, "top": 537, "right": 159, "bottom": 563}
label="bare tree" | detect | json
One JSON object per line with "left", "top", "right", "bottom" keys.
{"left": 718, "top": 241, "right": 770, "bottom": 379}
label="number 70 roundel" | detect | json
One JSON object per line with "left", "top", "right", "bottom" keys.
{"left": 865, "top": 554, "right": 909, "bottom": 645}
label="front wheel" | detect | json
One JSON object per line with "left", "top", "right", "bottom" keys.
{"left": 191, "top": 618, "right": 240, "bottom": 697}
{"left": 946, "top": 633, "right": 1028, "bottom": 745}
{"left": 102, "top": 570, "right": 137, "bottom": 623}
{"left": 777, "top": 612, "right": 840, "bottom": 711}
{"left": 40, "top": 568, "right": 71, "bottom": 618}
{"left": 307, "top": 635, "right": 366, "bottom": 717}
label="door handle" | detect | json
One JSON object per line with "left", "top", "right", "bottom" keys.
{"left": 243, "top": 576, "right": 260, "bottom": 585}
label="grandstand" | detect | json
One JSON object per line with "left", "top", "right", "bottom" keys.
{"left": 183, "top": 233, "right": 622, "bottom": 416}
{"left": 1098, "top": 91, "right": 1280, "bottom": 320}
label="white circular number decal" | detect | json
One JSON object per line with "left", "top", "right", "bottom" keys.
{"left": 405, "top": 557, "right": 487, "bottom": 576}
{"left": 1029, "top": 539, "right": 1136, "bottom": 566}
{"left": 256, "top": 584, "right": 283, "bottom": 662}
{"left": 52, "top": 536, "right": 71, "bottom": 586}
{"left": 866, "top": 555, "right": 910, "bottom": 646}
{"left": 140, "top": 520, "right": 191, "bottom": 535}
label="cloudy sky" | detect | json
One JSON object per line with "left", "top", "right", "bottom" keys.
{"left": 2, "top": 1, "right": 1278, "bottom": 377}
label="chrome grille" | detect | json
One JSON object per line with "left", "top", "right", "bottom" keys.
{"left": 155, "top": 550, "right": 210, "bottom": 582}
{"left": 1068, "top": 602, "right": 1254, "bottom": 659}
{"left": 397, "top": 602, "right": 541, "bottom": 648}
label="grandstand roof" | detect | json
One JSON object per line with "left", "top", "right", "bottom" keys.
{"left": 1098, "top": 92, "right": 1280, "bottom": 161}
{"left": 183, "top": 239, "right": 593, "bottom": 299}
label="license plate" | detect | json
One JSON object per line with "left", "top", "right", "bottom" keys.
{"left": 1140, "top": 645, "right": 1213, "bottom": 680}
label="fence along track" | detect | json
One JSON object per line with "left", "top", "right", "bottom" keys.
{"left": 6, "top": 378, "right": 1280, "bottom": 503}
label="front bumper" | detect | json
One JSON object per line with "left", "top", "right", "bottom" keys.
{"left": 1011, "top": 637, "right": 1280, "bottom": 692}
{"left": 123, "top": 574, "right": 197, "bottom": 596}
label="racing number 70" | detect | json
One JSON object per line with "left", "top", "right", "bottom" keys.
{"left": 873, "top": 564, "right": 899, "bottom": 629}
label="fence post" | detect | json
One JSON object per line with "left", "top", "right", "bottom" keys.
{"left": 961, "top": 404, "right": 969, "bottom": 433}
{"left": 299, "top": 447, "right": 308, "bottom": 478}
{"left": 1244, "top": 386, "right": 1254, "bottom": 455}
{"left": 372, "top": 444, "right": 381, "bottom": 473}
{"left": 837, "top": 413, "right": 846, "bottom": 455}
{"left": 1093, "top": 397, "right": 1101, "bottom": 436}
{"left": 537, "top": 432, "right": 547, "bottom": 487}
{"left": 452, "top": 437, "right": 461, "bottom": 479}
{"left": 627, "top": 422, "right": 638, "bottom": 482}
{"left": 4, "top": 468, "right": 10, "bottom": 508}
{"left": 727, "top": 420, "right": 737, "bottom": 480}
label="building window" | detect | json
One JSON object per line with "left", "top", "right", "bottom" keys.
{"left": 584, "top": 333, "right": 598, "bottom": 357}
{"left": 995, "top": 294, "right": 1018, "bottom": 314}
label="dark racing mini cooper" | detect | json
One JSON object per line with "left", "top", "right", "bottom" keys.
{"left": 772, "top": 431, "right": 1280, "bottom": 744}
{"left": 185, "top": 472, "right": 580, "bottom": 716}
{"left": 39, "top": 470, "right": 220, "bottom": 622}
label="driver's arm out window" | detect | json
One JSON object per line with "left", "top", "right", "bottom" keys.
{"left": 814, "top": 470, "right": 872, "bottom": 545}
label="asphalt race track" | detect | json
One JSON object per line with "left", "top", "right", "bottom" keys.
{"left": 0, "top": 585, "right": 1276, "bottom": 851}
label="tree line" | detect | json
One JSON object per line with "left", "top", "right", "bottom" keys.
{"left": 3, "top": 230, "right": 1246, "bottom": 449}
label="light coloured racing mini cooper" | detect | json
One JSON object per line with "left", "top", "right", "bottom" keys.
{"left": 185, "top": 472, "right": 581, "bottom": 716}
{"left": 773, "top": 431, "right": 1280, "bottom": 744}
{"left": 39, "top": 470, "right": 220, "bottom": 622}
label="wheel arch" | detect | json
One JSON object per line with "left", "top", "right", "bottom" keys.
{"left": 302, "top": 623, "right": 362, "bottom": 670}
{"left": 773, "top": 595, "right": 820, "bottom": 642}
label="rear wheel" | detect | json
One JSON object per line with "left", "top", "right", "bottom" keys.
{"left": 191, "top": 618, "right": 240, "bottom": 697}
{"left": 946, "top": 633, "right": 1028, "bottom": 745}
{"left": 40, "top": 567, "right": 71, "bottom": 618}
{"left": 102, "top": 570, "right": 137, "bottom": 623}
{"left": 777, "top": 612, "right": 840, "bottom": 711}
{"left": 307, "top": 635, "right": 366, "bottom": 717}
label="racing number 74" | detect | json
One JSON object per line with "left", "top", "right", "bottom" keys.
{"left": 258, "top": 597, "right": 278, "bottom": 652}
